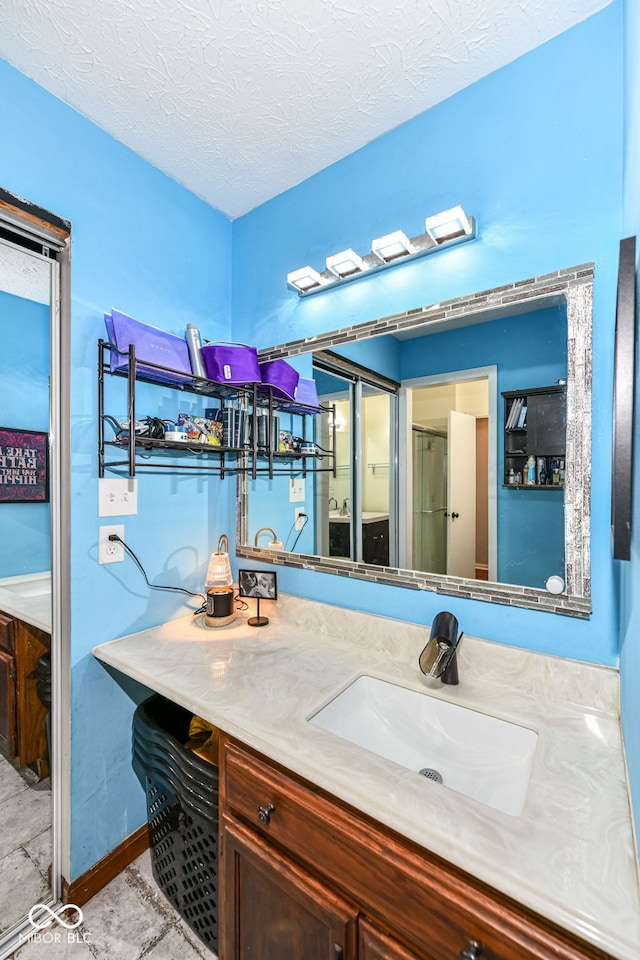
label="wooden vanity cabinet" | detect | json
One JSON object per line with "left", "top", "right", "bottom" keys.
{"left": 219, "top": 736, "right": 613, "bottom": 960}
{"left": 222, "top": 815, "right": 358, "bottom": 960}
{"left": 0, "top": 609, "right": 50, "bottom": 778}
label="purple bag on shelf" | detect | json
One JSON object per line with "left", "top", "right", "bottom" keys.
{"left": 286, "top": 377, "right": 321, "bottom": 414}
{"left": 258, "top": 359, "right": 300, "bottom": 402}
{"left": 105, "top": 310, "right": 191, "bottom": 386}
{"left": 201, "top": 343, "right": 261, "bottom": 386}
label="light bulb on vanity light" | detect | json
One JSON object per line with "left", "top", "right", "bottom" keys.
{"left": 425, "top": 205, "right": 472, "bottom": 243}
{"left": 371, "top": 230, "right": 415, "bottom": 262}
{"left": 325, "top": 249, "right": 367, "bottom": 278}
{"left": 287, "top": 265, "right": 325, "bottom": 293}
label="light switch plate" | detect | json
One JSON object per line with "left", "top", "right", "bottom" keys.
{"left": 289, "top": 478, "right": 305, "bottom": 502}
{"left": 99, "top": 478, "right": 138, "bottom": 516}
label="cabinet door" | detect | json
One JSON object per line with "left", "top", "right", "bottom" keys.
{"left": 220, "top": 813, "right": 357, "bottom": 960}
{"left": 360, "top": 918, "right": 431, "bottom": 960}
{"left": 0, "top": 649, "right": 17, "bottom": 759}
{"left": 0, "top": 612, "right": 14, "bottom": 655}
{"left": 363, "top": 520, "right": 389, "bottom": 566}
{"left": 14, "top": 619, "right": 50, "bottom": 771}
{"left": 527, "top": 392, "right": 566, "bottom": 455}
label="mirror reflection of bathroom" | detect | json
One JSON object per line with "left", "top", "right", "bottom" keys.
{"left": 247, "top": 301, "right": 569, "bottom": 592}
{"left": 0, "top": 235, "right": 53, "bottom": 936}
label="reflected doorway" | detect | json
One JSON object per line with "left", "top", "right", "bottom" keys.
{"left": 402, "top": 368, "right": 496, "bottom": 581}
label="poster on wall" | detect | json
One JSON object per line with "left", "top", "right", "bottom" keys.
{"left": 0, "top": 428, "right": 49, "bottom": 503}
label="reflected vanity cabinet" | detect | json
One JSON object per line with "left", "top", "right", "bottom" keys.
{"left": 502, "top": 385, "right": 566, "bottom": 488}
{"left": 0, "top": 610, "right": 50, "bottom": 778}
{"left": 219, "top": 735, "right": 606, "bottom": 960}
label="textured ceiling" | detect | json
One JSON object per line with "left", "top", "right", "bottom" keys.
{"left": 0, "top": 0, "right": 609, "bottom": 218}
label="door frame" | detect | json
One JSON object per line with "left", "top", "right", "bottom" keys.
{"left": 0, "top": 201, "right": 71, "bottom": 959}
{"left": 398, "top": 365, "right": 497, "bottom": 582}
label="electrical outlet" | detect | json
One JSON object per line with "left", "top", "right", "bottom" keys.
{"left": 289, "top": 478, "right": 305, "bottom": 502}
{"left": 294, "top": 508, "right": 307, "bottom": 531}
{"left": 98, "top": 478, "right": 138, "bottom": 517}
{"left": 98, "top": 524, "right": 125, "bottom": 564}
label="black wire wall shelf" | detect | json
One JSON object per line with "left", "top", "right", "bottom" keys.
{"left": 98, "top": 339, "right": 336, "bottom": 480}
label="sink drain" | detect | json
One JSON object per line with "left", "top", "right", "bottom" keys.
{"left": 419, "top": 767, "right": 443, "bottom": 784}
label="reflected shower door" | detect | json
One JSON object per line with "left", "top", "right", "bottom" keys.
{"left": 412, "top": 429, "right": 447, "bottom": 574}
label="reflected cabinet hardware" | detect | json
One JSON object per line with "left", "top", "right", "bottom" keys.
{"left": 97, "top": 339, "right": 336, "bottom": 480}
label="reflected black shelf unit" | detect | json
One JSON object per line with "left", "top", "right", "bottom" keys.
{"left": 502, "top": 383, "right": 566, "bottom": 489}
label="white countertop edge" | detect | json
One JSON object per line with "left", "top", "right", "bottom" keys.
{"left": 0, "top": 572, "right": 52, "bottom": 633}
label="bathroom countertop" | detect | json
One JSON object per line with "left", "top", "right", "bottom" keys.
{"left": 92, "top": 593, "right": 640, "bottom": 960}
{"left": 328, "top": 510, "right": 389, "bottom": 523}
{"left": 0, "top": 571, "right": 52, "bottom": 633}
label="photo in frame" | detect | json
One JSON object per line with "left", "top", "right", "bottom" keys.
{"left": 238, "top": 569, "right": 278, "bottom": 600}
{"left": 0, "top": 427, "right": 49, "bottom": 503}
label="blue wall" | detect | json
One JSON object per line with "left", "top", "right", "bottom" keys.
{"left": 620, "top": 0, "right": 640, "bottom": 863}
{"left": 0, "top": 290, "right": 50, "bottom": 576}
{"left": 0, "top": 56, "right": 233, "bottom": 879}
{"left": 232, "top": 4, "right": 624, "bottom": 666}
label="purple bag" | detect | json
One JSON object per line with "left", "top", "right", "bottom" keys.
{"left": 286, "top": 377, "right": 321, "bottom": 414}
{"left": 258, "top": 359, "right": 300, "bottom": 402}
{"left": 105, "top": 310, "right": 191, "bottom": 385}
{"left": 201, "top": 343, "right": 261, "bottom": 386}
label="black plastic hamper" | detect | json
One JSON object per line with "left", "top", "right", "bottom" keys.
{"left": 132, "top": 694, "right": 219, "bottom": 952}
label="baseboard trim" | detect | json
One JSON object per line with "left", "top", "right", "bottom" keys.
{"left": 62, "top": 823, "right": 149, "bottom": 907}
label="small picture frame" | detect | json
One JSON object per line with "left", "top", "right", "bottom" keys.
{"left": 0, "top": 427, "right": 49, "bottom": 504}
{"left": 238, "top": 569, "right": 278, "bottom": 600}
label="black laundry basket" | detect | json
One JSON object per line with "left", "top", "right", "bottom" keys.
{"left": 132, "top": 694, "right": 219, "bottom": 952}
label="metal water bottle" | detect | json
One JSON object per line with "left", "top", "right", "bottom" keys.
{"left": 186, "top": 323, "right": 206, "bottom": 379}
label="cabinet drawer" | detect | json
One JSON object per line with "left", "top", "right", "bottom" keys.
{"left": 0, "top": 612, "right": 14, "bottom": 655}
{"left": 222, "top": 738, "right": 608, "bottom": 960}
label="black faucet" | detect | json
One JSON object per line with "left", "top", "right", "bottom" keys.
{"left": 418, "top": 611, "right": 463, "bottom": 685}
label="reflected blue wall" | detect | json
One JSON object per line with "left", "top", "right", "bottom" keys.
{"left": 399, "top": 307, "right": 567, "bottom": 586}
{"left": 0, "top": 290, "right": 50, "bottom": 576}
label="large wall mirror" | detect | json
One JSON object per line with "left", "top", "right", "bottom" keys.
{"left": 0, "top": 199, "right": 70, "bottom": 955}
{"left": 238, "top": 265, "right": 592, "bottom": 619}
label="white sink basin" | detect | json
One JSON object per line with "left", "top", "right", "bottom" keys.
{"left": 308, "top": 675, "right": 537, "bottom": 816}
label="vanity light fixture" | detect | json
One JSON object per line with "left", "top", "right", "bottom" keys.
{"left": 326, "top": 248, "right": 367, "bottom": 278}
{"left": 425, "top": 205, "right": 473, "bottom": 243}
{"left": 254, "top": 527, "right": 284, "bottom": 550}
{"left": 287, "top": 206, "right": 475, "bottom": 297}
{"left": 371, "top": 230, "right": 415, "bottom": 262}
{"left": 287, "top": 265, "right": 326, "bottom": 293}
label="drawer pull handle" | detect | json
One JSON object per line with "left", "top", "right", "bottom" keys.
{"left": 257, "top": 803, "right": 275, "bottom": 825}
{"left": 460, "top": 941, "right": 482, "bottom": 960}
{"left": 334, "top": 945, "right": 343, "bottom": 960}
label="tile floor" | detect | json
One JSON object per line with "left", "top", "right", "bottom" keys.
{"left": 0, "top": 756, "right": 51, "bottom": 935}
{"left": 13, "top": 850, "right": 217, "bottom": 960}
{"left": 1, "top": 753, "right": 216, "bottom": 959}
